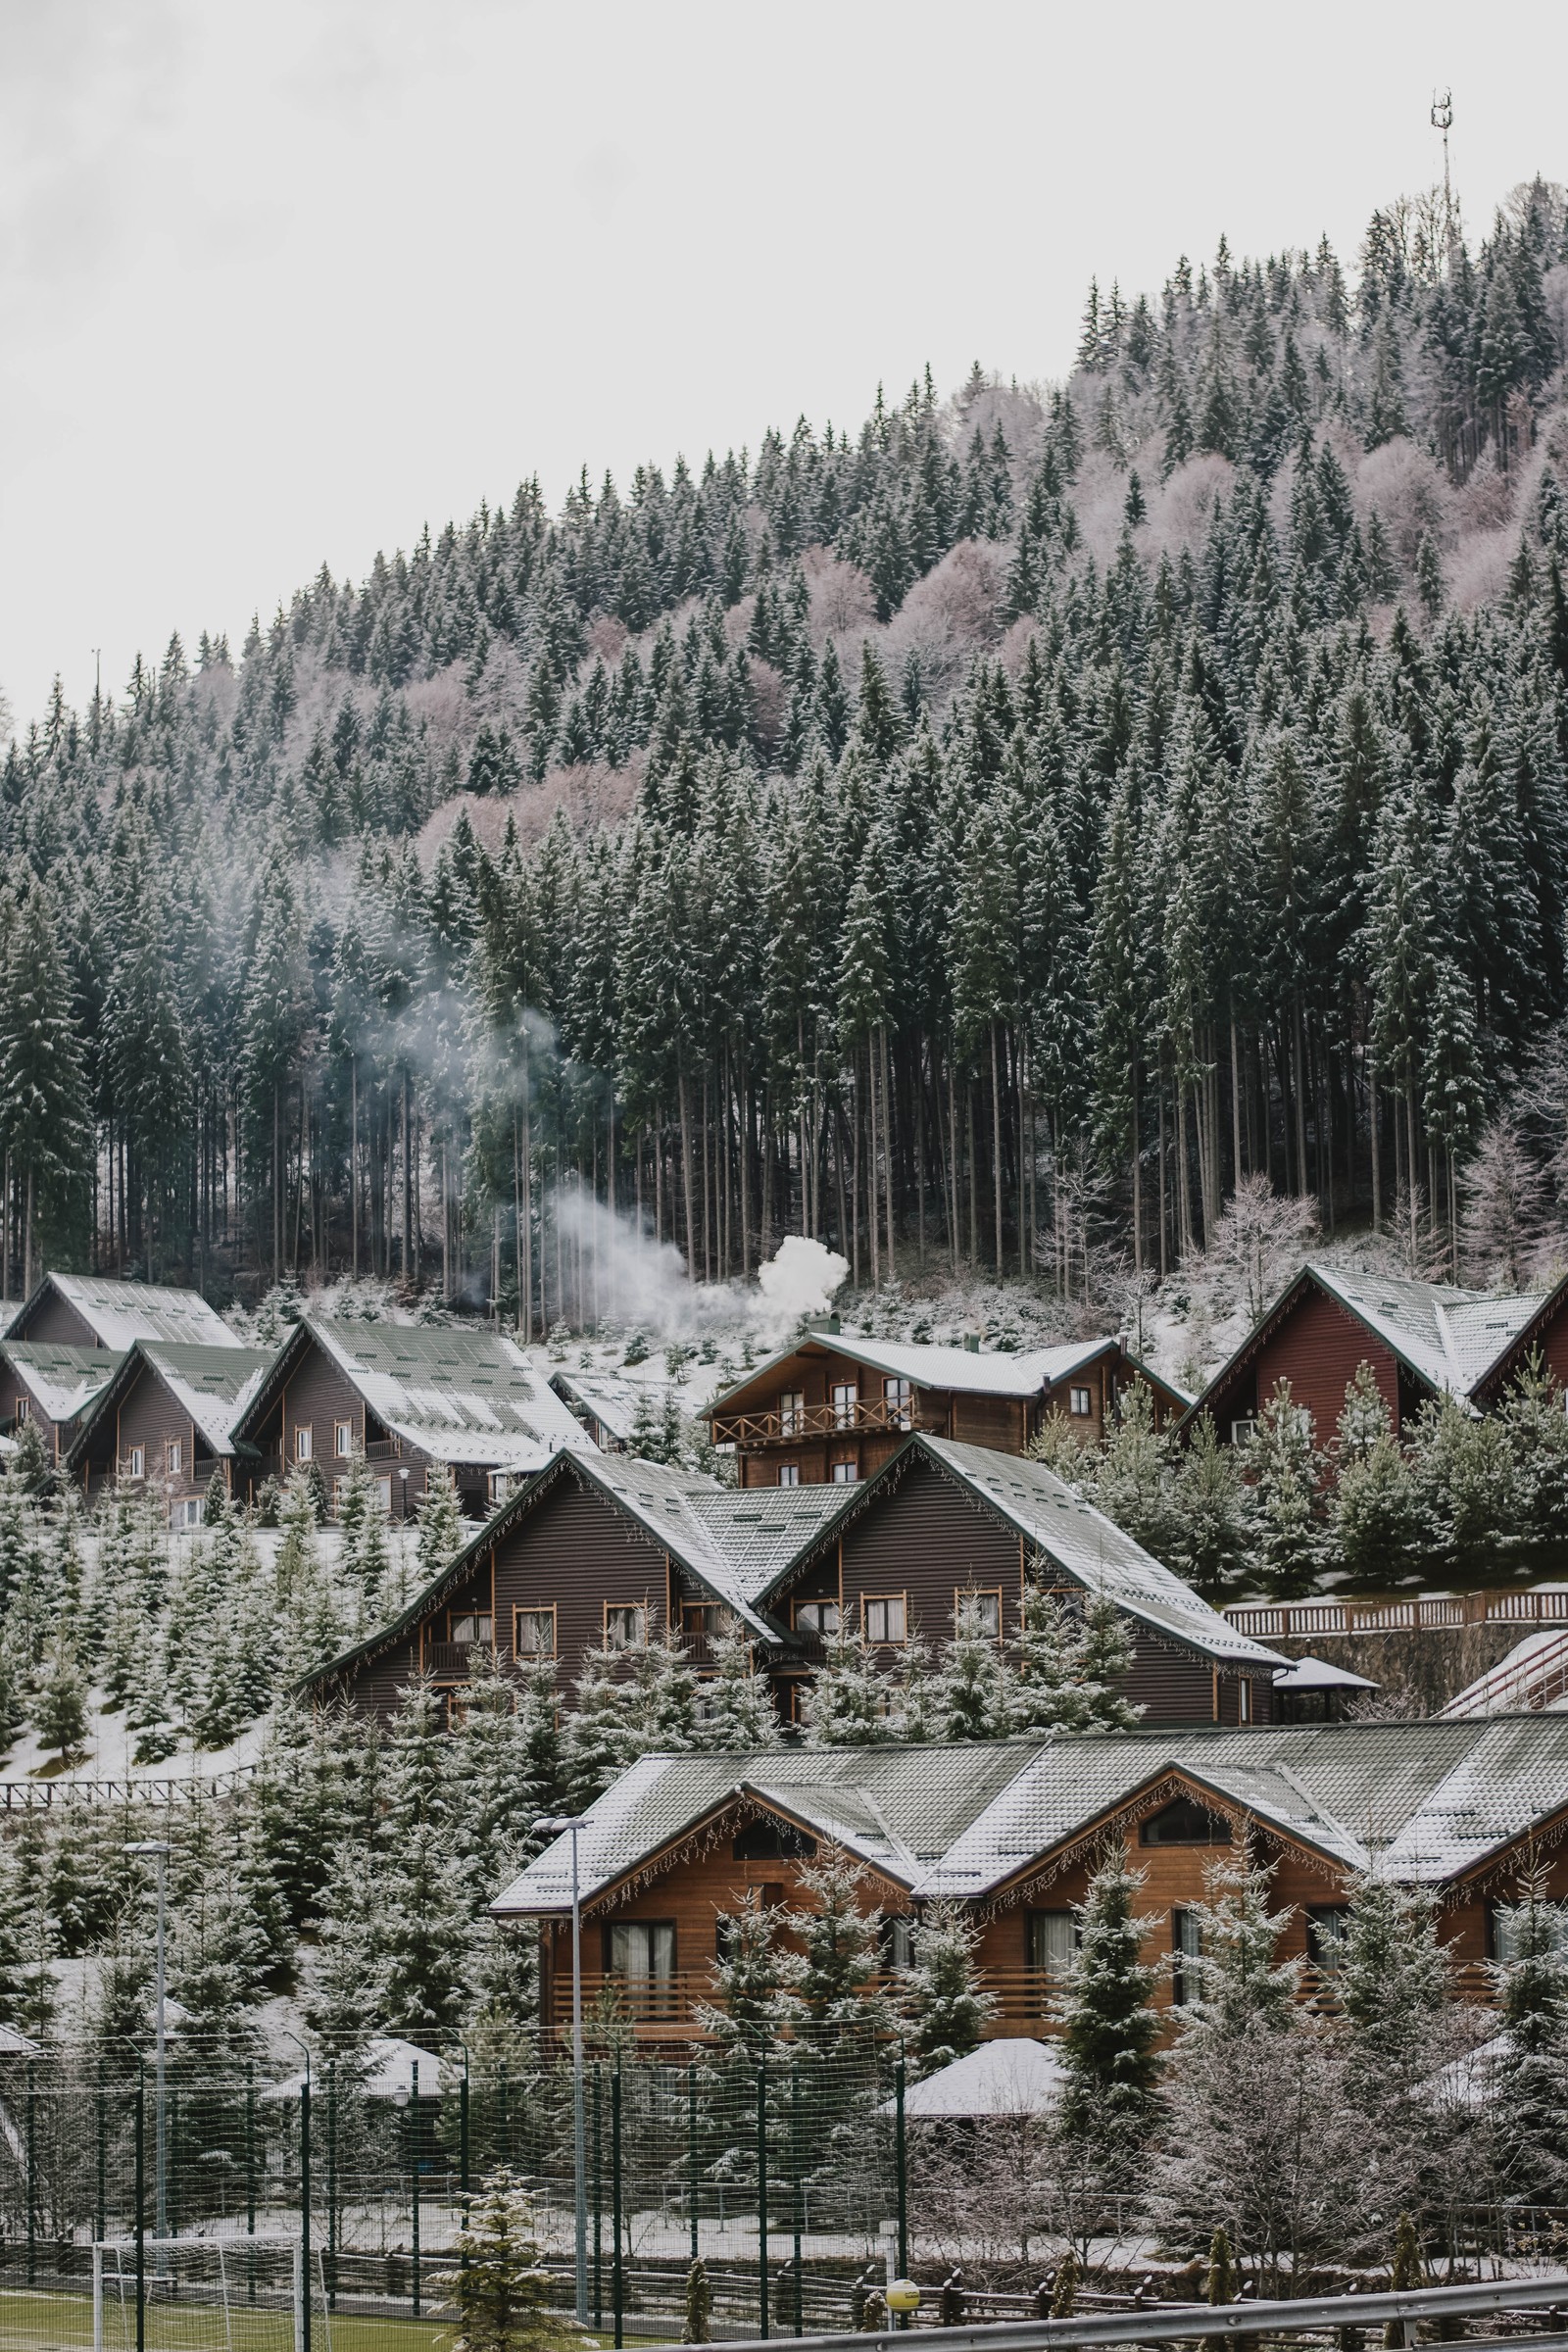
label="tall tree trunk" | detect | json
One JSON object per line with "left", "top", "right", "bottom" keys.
{"left": 676, "top": 1064, "right": 698, "bottom": 1283}
{"left": 880, "top": 1022, "right": 896, "bottom": 1286}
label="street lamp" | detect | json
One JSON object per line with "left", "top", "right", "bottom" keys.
{"left": 125, "top": 1840, "right": 172, "bottom": 2243}
{"left": 535, "top": 1813, "right": 588, "bottom": 2325}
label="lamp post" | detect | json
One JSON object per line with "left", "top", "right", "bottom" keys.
{"left": 124, "top": 1841, "right": 172, "bottom": 2242}
{"left": 535, "top": 1813, "right": 588, "bottom": 2324}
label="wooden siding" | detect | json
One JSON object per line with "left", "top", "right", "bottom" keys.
{"left": 1208, "top": 1284, "right": 1401, "bottom": 1446}
{"left": 0, "top": 1367, "right": 72, "bottom": 1460}
{"left": 16, "top": 1293, "right": 97, "bottom": 1348}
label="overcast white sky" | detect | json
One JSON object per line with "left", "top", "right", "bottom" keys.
{"left": 0, "top": 0, "right": 1562, "bottom": 731}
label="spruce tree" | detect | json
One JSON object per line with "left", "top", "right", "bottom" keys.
{"left": 1056, "top": 1842, "right": 1161, "bottom": 2141}
{"left": 786, "top": 1843, "right": 897, "bottom": 2042}
{"left": 933, "top": 1592, "right": 1014, "bottom": 1741}
{"left": 799, "top": 1608, "right": 898, "bottom": 1746}
{"left": 439, "top": 2170, "right": 577, "bottom": 2352}
{"left": 898, "top": 1899, "right": 997, "bottom": 2075}
{"left": 694, "top": 1618, "right": 783, "bottom": 1750}
{"left": 1492, "top": 1867, "right": 1568, "bottom": 2201}
{"left": 416, "top": 1465, "right": 468, "bottom": 1582}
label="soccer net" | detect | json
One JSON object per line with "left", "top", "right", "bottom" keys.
{"left": 92, "top": 2237, "right": 324, "bottom": 2352}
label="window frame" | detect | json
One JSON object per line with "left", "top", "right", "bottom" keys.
{"left": 171, "top": 1495, "right": 203, "bottom": 1531}
{"left": 1068, "top": 1386, "right": 1094, "bottom": 1417}
{"left": 777, "top": 1463, "right": 801, "bottom": 1488}
{"left": 954, "top": 1587, "right": 1004, "bottom": 1642}
{"left": 604, "top": 1601, "right": 649, "bottom": 1651}
{"left": 333, "top": 1419, "right": 355, "bottom": 1459}
{"left": 1140, "top": 1795, "right": 1233, "bottom": 1847}
{"left": 1305, "top": 1905, "right": 1351, "bottom": 1972}
{"left": 883, "top": 1377, "right": 913, "bottom": 1429}
{"left": 294, "top": 1424, "right": 314, "bottom": 1463}
{"left": 165, "top": 1436, "right": 183, "bottom": 1476}
{"left": 1171, "top": 1905, "right": 1202, "bottom": 2006}
{"left": 1026, "top": 1908, "right": 1080, "bottom": 1978}
{"left": 830, "top": 1459, "right": 859, "bottom": 1484}
{"left": 514, "top": 1604, "right": 559, "bottom": 1660}
{"left": 793, "top": 1598, "right": 841, "bottom": 1638}
{"left": 830, "top": 1380, "right": 858, "bottom": 1430}
{"left": 778, "top": 1389, "right": 805, "bottom": 1437}
{"left": 449, "top": 1610, "right": 494, "bottom": 1647}
{"left": 125, "top": 1445, "right": 146, "bottom": 1481}
{"left": 862, "top": 1593, "right": 908, "bottom": 1645}
{"left": 13, "top": 1396, "right": 27, "bottom": 1424}
{"left": 603, "top": 1919, "right": 677, "bottom": 1989}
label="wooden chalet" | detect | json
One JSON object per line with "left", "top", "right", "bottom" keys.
{"left": 303, "top": 1430, "right": 1283, "bottom": 1728}
{"left": 229, "top": 1316, "right": 592, "bottom": 1522}
{"left": 64, "top": 1341, "right": 275, "bottom": 1523}
{"left": 492, "top": 1715, "right": 1568, "bottom": 2041}
{"left": 707, "top": 1326, "right": 1188, "bottom": 1490}
{"left": 3, "top": 1272, "right": 238, "bottom": 1351}
{"left": 549, "top": 1366, "right": 639, "bottom": 1452}
{"left": 1182, "top": 1263, "right": 1556, "bottom": 1448}
{"left": 0, "top": 1341, "right": 122, "bottom": 1464}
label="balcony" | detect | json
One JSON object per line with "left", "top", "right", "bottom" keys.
{"left": 709, "top": 1396, "right": 931, "bottom": 1449}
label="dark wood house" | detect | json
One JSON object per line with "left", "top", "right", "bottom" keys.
{"left": 0, "top": 1341, "right": 122, "bottom": 1464}
{"left": 304, "top": 1431, "right": 1282, "bottom": 1728}
{"left": 65, "top": 1341, "right": 275, "bottom": 1523}
{"left": 492, "top": 1716, "right": 1568, "bottom": 2042}
{"left": 229, "top": 1316, "right": 591, "bottom": 1521}
{"left": 3, "top": 1272, "right": 238, "bottom": 1351}
{"left": 1182, "top": 1263, "right": 1552, "bottom": 1449}
{"left": 707, "top": 1328, "right": 1188, "bottom": 1490}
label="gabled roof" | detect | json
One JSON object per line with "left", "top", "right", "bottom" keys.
{"left": 1183, "top": 1262, "right": 1548, "bottom": 1431}
{"left": 64, "top": 1341, "right": 276, "bottom": 1464}
{"left": 494, "top": 1716, "right": 1568, "bottom": 1919}
{"left": 18, "top": 1273, "right": 237, "bottom": 1350}
{"left": 710, "top": 1330, "right": 1142, "bottom": 1413}
{"left": 767, "top": 1434, "right": 1283, "bottom": 1670}
{"left": 234, "top": 1317, "right": 591, "bottom": 1472}
{"left": 550, "top": 1366, "right": 647, "bottom": 1445}
{"left": 0, "top": 1342, "right": 122, "bottom": 1427}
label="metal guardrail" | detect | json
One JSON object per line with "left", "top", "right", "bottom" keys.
{"left": 0, "top": 1763, "right": 259, "bottom": 1809}
{"left": 1442, "top": 1628, "right": 1568, "bottom": 1719}
{"left": 691, "top": 2272, "right": 1568, "bottom": 2352}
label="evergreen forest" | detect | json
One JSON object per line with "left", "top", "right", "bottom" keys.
{"left": 3, "top": 175, "right": 1568, "bottom": 1318}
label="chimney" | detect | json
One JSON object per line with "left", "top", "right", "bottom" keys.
{"left": 963, "top": 1333, "right": 981, "bottom": 1353}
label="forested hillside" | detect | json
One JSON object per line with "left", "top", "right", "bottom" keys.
{"left": 4, "top": 176, "right": 1568, "bottom": 1323}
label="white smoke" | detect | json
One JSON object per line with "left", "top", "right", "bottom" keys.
{"left": 549, "top": 1186, "right": 846, "bottom": 1346}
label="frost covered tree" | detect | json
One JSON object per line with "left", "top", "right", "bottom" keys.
{"left": 439, "top": 2170, "right": 576, "bottom": 2352}
{"left": 696, "top": 1890, "right": 800, "bottom": 2061}
{"left": 1491, "top": 1867, "right": 1568, "bottom": 2200}
{"left": 1055, "top": 1842, "right": 1160, "bottom": 2148}
{"left": 934, "top": 1592, "right": 1014, "bottom": 1740}
{"left": 416, "top": 1465, "right": 468, "bottom": 1581}
{"left": 1242, "top": 1381, "right": 1321, "bottom": 1597}
{"left": 32, "top": 1632, "right": 88, "bottom": 1761}
{"left": 694, "top": 1617, "right": 783, "bottom": 1749}
{"left": 897, "top": 1898, "right": 997, "bottom": 2075}
{"left": 785, "top": 1842, "right": 898, "bottom": 2041}
{"left": 799, "top": 1608, "right": 899, "bottom": 1746}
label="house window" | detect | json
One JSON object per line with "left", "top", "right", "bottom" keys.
{"left": 955, "top": 1589, "right": 1003, "bottom": 1640}
{"left": 882, "top": 1916, "right": 915, "bottom": 1970}
{"left": 1140, "top": 1796, "right": 1232, "bottom": 1846}
{"left": 125, "top": 1446, "right": 145, "bottom": 1480}
{"left": 295, "top": 1425, "right": 313, "bottom": 1463}
{"left": 794, "top": 1599, "right": 841, "bottom": 1638}
{"left": 487, "top": 1471, "right": 515, "bottom": 1505}
{"left": 451, "top": 1613, "right": 493, "bottom": 1647}
{"left": 1306, "top": 1906, "right": 1350, "bottom": 1972}
{"left": 778, "top": 1464, "right": 800, "bottom": 1488}
{"left": 1491, "top": 1902, "right": 1568, "bottom": 1964}
{"left": 733, "top": 1820, "right": 816, "bottom": 1861}
{"left": 514, "top": 1606, "right": 558, "bottom": 1659}
{"left": 166, "top": 1438, "right": 182, "bottom": 1476}
{"left": 605, "top": 1921, "right": 676, "bottom": 1996}
{"left": 605, "top": 1604, "right": 648, "bottom": 1650}
{"left": 1027, "top": 1910, "right": 1079, "bottom": 1977}
{"left": 1238, "top": 1678, "right": 1253, "bottom": 1724}
{"left": 779, "top": 1390, "right": 805, "bottom": 1437}
{"left": 1231, "top": 1418, "right": 1256, "bottom": 1445}
{"left": 1172, "top": 1908, "right": 1202, "bottom": 2005}
{"left": 171, "top": 1497, "right": 203, "bottom": 1531}
{"left": 1068, "top": 1387, "right": 1093, "bottom": 1417}
{"left": 375, "top": 1476, "right": 393, "bottom": 1514}
{"left": 13, "top": 1396, "right": 26, "bottom": 1423}
{"left": 334, "top": 1420, "right": 354, "bottom": 1458}
{"left": 831, "top": 1381, "right": 858, "bottom": 1429}
{"left": 863, "top": 1594, "right": 907, "bottom": 1643}
{"left": 831, "top": 1459, "right": 858, "bottom": 1484}
{"left": 884, "top": 1377, "right": 913, "bottom": 1429}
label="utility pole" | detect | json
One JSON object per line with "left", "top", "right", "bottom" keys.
{"left": 1431, "top": 89, "right": 1456, "bottom": 266}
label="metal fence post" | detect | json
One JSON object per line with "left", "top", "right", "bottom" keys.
{"left": 499, "top": 2059, "right": 510, "bottom": 2170}
{"left": 460, "top": 2047, "right": 471, "bottom": 2210}
{"left": 245, "top": 2061, "right": 256, "bottom": 2240}
{"left": 25, "top": 2057, "right": 35, "bottom": 2286}
{"left": 611, "top": 2061, "right": 623, "bottom": 2351}
{"left": 791, "top": 2062, "right": 804, "bottom": 2337}
{"left": 689, "top": 2058, "right": 700, "bottom": 2263}
{"left": 326, "top": 2059, "right": 338, "bottom": 2312}
{"left": 300, "top": 2073, "right": 313, "bottom": 2352}
{"left": 895, "top": 2046, "right": 908, "bottom": 2294}
{"left": 758, "top": 2056, "right": 769, "bottom": 2341}
{"left": 410, "top": 2061, "right": 421, "bottom": 2320}
{"left": 97, "top": 2059, "right": 108, "bottom": 2248}
{"left": 593, "top": 2061, "right": 604, "bottom": 2329}
{"left": 134, "top": 2068, "right": 146, "bottom": 2352}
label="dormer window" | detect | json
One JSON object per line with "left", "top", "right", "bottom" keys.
{"left": 1140, "top": 1796, "right": 1232, "bottom": 1847}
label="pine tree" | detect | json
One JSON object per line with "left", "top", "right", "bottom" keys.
{"left": 439, "top": 2170, "right": 577, "bottom": 2352}
{"left": 898, "top": 1899, "right": 997, "bottom": 2075}
{"left": 1243, "top": 1381, "right": 1322, "bottom": 1597}
{"left": 696, "top": 1891, "right": 800, "bottom": 2061}
{"left": 1009, "top": 1583, "right": 1093, "bottom": 1735}
{"left": 694, "top": 1618, "right": 783, "bottom": 1750}
{"left": 933, "top": 1592, "right": 1014, "bottom": 1740}
{"left": 1339, "top": 1872, "right": 1449, "bottom": 2088}
{"left": 1491, "top": 1866, "right": 1568, "bottom": 2201}
{"left": 32, "top": 1632, "right": 88, "bottom": 1761}
{"left": 1056, "top": 1842, "right": 1161, "bottom": 2142}
{"left": 785, "top": 1842, "right": 898, "bottom": 2043}
{"left": 416, "top": 1465, "right": 468, "bottom": 1582}
{"left": 682, "top": 2259, "right": 713, "bottom": 2345}
{"left": 799, "top": 1609, "right": 898, "bottom": 1746}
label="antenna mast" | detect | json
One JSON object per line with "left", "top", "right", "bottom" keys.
{"left": 1431, "top": 89, "right": 1456, "bottom": 265}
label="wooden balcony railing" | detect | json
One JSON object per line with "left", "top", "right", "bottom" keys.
{"left": 1226, "top": 1587, "right": 1568, "bottom": 1639}
{"left": 709, "top": 1397, "right": 928, "bottom": 1448}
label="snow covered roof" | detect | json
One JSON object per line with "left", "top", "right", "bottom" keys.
{"left": 709, "top": 1330, "right": 1152, "bottom": 1412}
{"left": 1309, "top": 1266, "right": 1544, "bottom": 1399}
{"left": 1272, "top": 1654, "right": 1380, "bottom": 1691}
{"left": 550, "top": 1366, "right": 647, "bottom": 1444}
{"left": 887, "top": 2037, "right": 1066, "bottom": 2118}
{"left": 1, "top": 1342, "right": 122, "bottom": 1427}
{"left": 63, "top": 1342, "right": 276, "bottom": 1464}
{"left": 271, "top": 2035, "right": 448, "bottom": 2100}
{"left": 27, "top": 1273, "right": 238, "bottom": 1350}
{"left": 250, "top": 1318, "right": 594, "bottom": 1473}
{"left": 494, "top": 1718, "right": 1568, "bottom": 1919}
{"left": 912, "top": 1437, "right": 1285, "bottom": 1669}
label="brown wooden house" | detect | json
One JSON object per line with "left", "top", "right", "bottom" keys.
{"left": 303, "top": 1431, "right": 1282, "bottom": 1729}
{"left": 1181, "top": 1263, "right": 1553, "bottom": 1449}
{"left": 229, "top": 1316, "right": 591, "bottom": 1521}
{"left": 491, "top": 1715, "right": 1568, "bottom": 2043}
{"left": 707, "top": 1327, "right": 1188, "bottom": 1490}
{"left": 64, "top": 1341, "right": 276, "bottom": 1523}
{"left": 0, "top": 1341, "right": 122, "bottom": 1464}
